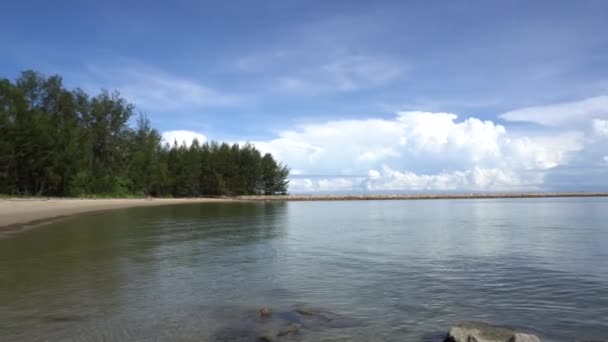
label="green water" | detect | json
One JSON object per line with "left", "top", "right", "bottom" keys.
{"left": 1, "top": 199, "right": 608, "bottom": 341}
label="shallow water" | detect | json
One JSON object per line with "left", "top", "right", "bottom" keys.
{"left": 1, "top": 198, "right": 608, "bottom": 341}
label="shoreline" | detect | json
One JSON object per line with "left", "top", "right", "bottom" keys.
{"left": 2, "top": 192, "right": 607, "bottom": 232}
{"left": 0, "top": 198, "right": 235, "bottom": 232}
{"left": 238, "top": 192, "right": 608, "bottom": 201}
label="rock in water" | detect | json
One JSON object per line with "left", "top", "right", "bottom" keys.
{"left": 293, "top": 305, "right": 359, "bottom": 329}
{"left": 444, "top": 322, "right": 540, "bottom": 342}
{"left": 259, "top": 307, "right": 272, "bottom": 318}
{"left": 257, "top": 323, "right": 301, "bottom": 341}
{"left": 278, "top": 323, "right": 301, "bottom": 336}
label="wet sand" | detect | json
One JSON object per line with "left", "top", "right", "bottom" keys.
{"left": 0, "top": 198, "right": 234, "bottom": 231}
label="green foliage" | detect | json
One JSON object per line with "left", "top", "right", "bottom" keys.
{"left": 68, "top": 171, "right": 91, "bottom": 197}
{"left": 0, "top": 70, "right": 289, "bottom": 197}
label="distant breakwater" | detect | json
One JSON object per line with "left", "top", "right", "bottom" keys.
{"left": 238, "top": 192, "right": 608, "bottom": 201}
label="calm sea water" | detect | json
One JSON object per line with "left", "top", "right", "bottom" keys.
{"left": 1, "top": 198, "right": 608, "bottom": 341}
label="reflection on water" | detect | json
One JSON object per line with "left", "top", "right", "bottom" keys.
{"left": 0, "top": 202, "right": 288, "bottom": 341}
{"left": 1, "top": 199, "right": 607, "bottom": 341}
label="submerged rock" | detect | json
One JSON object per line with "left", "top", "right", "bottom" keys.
{"left": 278, "top": 323, "right": 301, "bottom": 336}
{"left": 294, "top": 306, "right": 339, "bottom": 320}
{"left": 444, "top": 322, "right": 540, "bottom": 342}
{"left": 293, "top": 305, "right": 359, "bottom": 328}
{"left": 259, "top": 307, "right": 272, "bottom": 318}
{"left": 257, "top": 322, "right": 301, "bottom": 341}
{"left": 212, "top": 305, "right": 360, "bottom": 341}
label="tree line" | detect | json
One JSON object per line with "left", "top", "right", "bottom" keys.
{"left": 0, "top": 71, "right": 289, "bottom": 197}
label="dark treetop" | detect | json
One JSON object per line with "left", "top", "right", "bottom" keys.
{"left": 0, "top": 71, "right": 289, "bottom": 197}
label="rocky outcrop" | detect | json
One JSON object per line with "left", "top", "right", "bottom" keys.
{"left": 444, "top": 322, "right": 540, "bottom": 342}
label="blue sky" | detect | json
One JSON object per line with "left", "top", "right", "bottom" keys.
{"left": 2, "top": 0, "right": 608, "bottom": 192}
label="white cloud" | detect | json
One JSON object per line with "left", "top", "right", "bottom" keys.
{"left": 81, "top": 64, "right": 240, "bottom": 111}
{"left": 232, "top": 12, "right": 406, "bottom": 95}
{"left": 276, "top": 55, "right": 405, "bottom": 94}
{"left": 604, "top": 156, "right": 608, "bottom": 165}
{"left": 593, "top": 119, "right": 608, "bottom": 137}
{"left": 364, "top": 166, "right": 540, "bottom": 191}
{"left": 503, "top": 133, "right": 584, "bottom": 170}
{"left": 160, "top": 93, "right": 606, "bottom": 192}
{"left": 288, "top": 178, "right": 314, "bottom": 192}
{"left": 368, "top": 169, "right": 381, "bottom": 179}
{"left": 500, "top": 95, "right": 608, "bottom": 127}
{"left": 252, "top": 110, "right": 588, "bottom": 192}
{"left": 162, "top": 130, "right": 207, "bottom": 147}
{"left": 255, "top": 111, "right": 582, "bottom": 175}
{"left": 288, "top": 166, "right": 543, "bottom": 193}
{"left": 317, "top": 178, "right": 358, "bottom": 191}
{"left": 253, "top": 117, "right": 404, "bottom": 173}
{"left": 289, "top": 177, "right": 361, "bottom": 193}
{"left": 317, "top": 55, "right": 405, "bottom": 92}
{"left": 237, "top": 50, "right": 405, "bottom": 94}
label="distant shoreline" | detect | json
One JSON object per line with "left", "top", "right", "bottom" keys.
{"left": 238, "top": 192, "right": 608, "bottom": 201}
{"left": 2, "top": 193, "right": 607, "bottom": 232}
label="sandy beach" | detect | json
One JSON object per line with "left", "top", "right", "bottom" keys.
{"left": 0, "top": 197, "right": 234, "bottom": 231}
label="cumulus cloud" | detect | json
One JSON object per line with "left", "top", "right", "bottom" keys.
{"left": 500, "top": 95, "right": 608, "bottom": 127}
{"left": 289, "top": 177, "right": 361, "bottom": 193}
{"left": 161, "top": 96, "right": 606, "bottom": 192}
{"left": 162, "top": 130, "right": 207, "bottom": 147}
{"left": 251, "top": 111, "right": 589, "bottom": 193}
{"left": 364, "top": 166, "right": 540, "bottom": 191}
{"left": 289, "top": 167, "right": 541, "bottom": 193}
{"left": 256, "top": 111, "right": 581, "bottom": 173}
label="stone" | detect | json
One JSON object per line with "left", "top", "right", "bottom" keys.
{"left": 294, "top": 306, "right": 341, "bottom": 321}
{"left": 293, "top": 305, "right": 360, "bottom": 329}
{"left": 258, "top": 334, "right": 275, "bottom": 342}
{"left": 444, "top": 322, "right": 540, "bottom": 342}
{"left": 215, "top": 305, "right": 356, "bottom": 341}
{"left": 257, "top": 323, "right": 301, "bottom": 341}
{"left": 259, "top": 307, "right": 272, "bottom": 318}
{"left": 278, "top": 323, "right": 301, "bottom": 336}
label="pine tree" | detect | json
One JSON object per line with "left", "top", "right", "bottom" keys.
{"left": 0, "top": 70, "right": 289, "bottom": 197}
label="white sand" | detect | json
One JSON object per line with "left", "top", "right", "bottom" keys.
{"left": 0, "top": 198, "right": 234, "bottom": 230}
